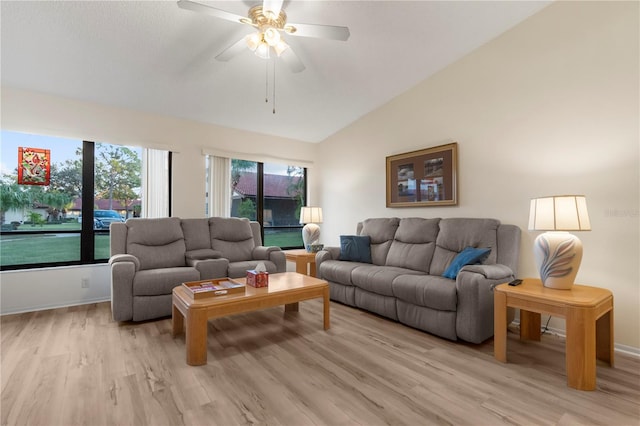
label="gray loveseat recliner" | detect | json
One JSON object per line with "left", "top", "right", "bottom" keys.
{"left": 316, "top": 217, "right": 520, "bottom": 343}
{"left": 109, "top": 217, "right": 285, "bottom": 322}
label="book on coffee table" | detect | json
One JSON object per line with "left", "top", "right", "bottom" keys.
{"left": 182, "top": 278, "right": 245, "bottom": 299}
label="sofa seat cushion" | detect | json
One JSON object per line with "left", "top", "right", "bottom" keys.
{"left": 318, "top": 260, "right": 364, "bottom": 286}
{"left": 133, "top": 267, "right": 200, "bottom": 296}
{"left": 227, "top": 260, "right": 278, "bottom": 278}
{"left": 392, "top": 274, "right": 457, "bottom": 312}
{"left": 396, "top": 301, "right": 457, "bottom": 341}
{"left": 351, "top": 265, "right": 423, "bottom": 297}
{"left": 355, "top": 288, "right": 398, "bottom": 320}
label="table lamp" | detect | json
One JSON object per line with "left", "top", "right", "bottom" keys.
{"left": 528, "top": 195, "right": 591, "bottom": 289}
{"left": 299, "top": 206, "right": 323, "bottom": 251}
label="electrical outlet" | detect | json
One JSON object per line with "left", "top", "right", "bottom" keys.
{"left": 81, "top": 278, "right": 90, "bottom": 288}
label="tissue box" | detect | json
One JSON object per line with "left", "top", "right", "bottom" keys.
{"left": 246, "top": 270, "right": 269, "bottom": 288}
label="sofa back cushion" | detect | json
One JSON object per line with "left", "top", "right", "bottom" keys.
{"left": 125, "top": 217, "right": 187, "bottom": 270}
{"left": 357, "top": 218, "right": 400, "bottom": 266}
{"left": 181, "top": 218, "right": 211, "bottom": 251}
{"left": 429, "top": 218, "right": 500, "bottom": 276}
{"left": 386, "top": 217, "right": 440, "bottom": 272}
{"left": 249, "top": 221, "right": 264, "bottom": 246}
{"left": 209, "top": 217, "right": 255, "bottom": 262}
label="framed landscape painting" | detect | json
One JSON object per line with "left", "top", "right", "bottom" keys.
{"left": 386, "top": 142, "right": 458, "bottom": 207}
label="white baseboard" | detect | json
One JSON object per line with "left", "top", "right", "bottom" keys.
{"left": 1, "top": 297, "right": 111, "bottom": 316}
{"left": 513, "top": 320, "right": 640, "bottom": 358}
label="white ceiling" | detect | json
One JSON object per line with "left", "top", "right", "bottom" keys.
{"left": 1, "top": 1, "right": 551, "bottom": 143}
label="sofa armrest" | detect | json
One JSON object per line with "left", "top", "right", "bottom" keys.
{"left": 315, "top": 246, "right": 340, "bottom": 270}
{"left": 455, "top": 264, "right": 515, "bottom": 343}
{"left": 251, "top": 246, "right": 286, "bottom": 272}
{"left": 109, "top": 253, "right": 140, "bottom": 271}
{"left": 189, "top": 258, "right": 229, "bottom": 280}
{"left": 109, "top": 256, "right": 138, "bottom": 321}
{"left": 252, "top": 245, "right": 280, "bottom": 260}
{"left": 185, "top": 249, "right": 222, "bottom": 261}
{"left": 460, "top": 264, "right": 514, "bottom": 282}
{"left": 269, "top": 250, "right": 286, "bottom": 272}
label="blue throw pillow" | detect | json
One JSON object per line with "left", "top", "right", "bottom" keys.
{"left": 339, "top": 235, "right": 372, "bottom": 263}
{"left": 442, "top": 247, "right": 491, "bottom": 279}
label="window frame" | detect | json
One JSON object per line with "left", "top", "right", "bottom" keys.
{"left": 0, "top": 140, "right": 172, "bottom": 271}
{"left": 225, "top": 159, "right": 307, "bottom": 249}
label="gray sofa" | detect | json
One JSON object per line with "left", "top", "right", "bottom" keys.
{"left": 316, "top": 217, "right": 520, "bottom": 343}
{"left": 109, "top": 217, "right": 285, "bottom": 321}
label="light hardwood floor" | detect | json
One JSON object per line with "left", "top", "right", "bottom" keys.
{"left": 2, "top": 300, "right": 639, "bottom": 426}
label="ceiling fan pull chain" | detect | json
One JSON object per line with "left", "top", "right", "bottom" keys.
{"left": 273, "top": 59, "right": 276, "bottom": 114}
{"left": 265, "top": 60, "right": 269, "bottom": 103}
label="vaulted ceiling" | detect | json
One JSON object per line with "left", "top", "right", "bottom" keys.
{"left": 1, "top": 1, "right": 551, "bottom": 142}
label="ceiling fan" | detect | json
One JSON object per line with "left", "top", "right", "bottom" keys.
{"left": 177, "top": 0, "right": 351, "bottom": 73}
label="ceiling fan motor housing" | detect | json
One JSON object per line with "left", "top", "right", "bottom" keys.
{"left": 248, "top": 5, "right": 287, "bottom": 30}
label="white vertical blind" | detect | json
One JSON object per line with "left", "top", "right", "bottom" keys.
{"left": 209, "top": 155, "right": 231, "bottom": 217}
{"left": 142, "top": 148, "right": 169, "bottom": 218}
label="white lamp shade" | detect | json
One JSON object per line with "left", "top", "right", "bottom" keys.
{"left": 528, "top": 195, "right": 590, "bottom": 290}
{"left": 299, "top": 207, "right": 323, "bottom": 224}
{"left": 528, "top": 195, "right": 591, "bottom": 231}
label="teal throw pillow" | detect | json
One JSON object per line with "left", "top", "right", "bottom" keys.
{"left": 339, "top": 235, "right": 372, "bottom": 263}
{"left": 442, "top": 246, "right": 491, "bottom": 279}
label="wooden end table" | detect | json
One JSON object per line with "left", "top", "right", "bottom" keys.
{"left": 494, "top": 278, "right": 614, "bottom": 390}
{"left": 284, "top": 249, "right": 317, "bottom": 277}
{"left": 172, "top": 272, "right": 330, "bottom": 366}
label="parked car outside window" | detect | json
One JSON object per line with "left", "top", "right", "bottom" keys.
{"left": 93, "top": 210, "right": 125, "bottom": 229}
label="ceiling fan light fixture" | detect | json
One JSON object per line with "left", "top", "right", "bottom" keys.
{"left": 274, "top": 40, "right": 289, "bottom": 56}
{"left": 263, "top": 27, "right": 281, "bottom": 46}
{"left": 245, "top": 32, "right": 261, "bottom": 51}
{"left": 254, "top": 41, "right": 271, "bottom": 59}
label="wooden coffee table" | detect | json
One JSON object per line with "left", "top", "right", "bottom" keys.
{"left": 172, "top": 272, "right": 330, "bottom": 366}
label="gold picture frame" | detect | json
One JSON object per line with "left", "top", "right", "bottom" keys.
{"left": 386, "top": 142, "right": 458, "bottom": 207}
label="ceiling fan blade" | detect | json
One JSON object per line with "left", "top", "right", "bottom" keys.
{"left": 280, "top": 47, "right": 305, "bottom": 73}
{"left": 262, "top": 0, "right": 283, "bottom": 19}
{"left": 215, "top": 37, "right": 248, "bottom": 62}
{"left": 284, "top": 22, "right": 350, "bottom": 41}
{"left": 177, "top": 0, "right": 248, "bottom": 25}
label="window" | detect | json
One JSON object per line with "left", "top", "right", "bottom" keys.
{"left": 262, "top": 163, "right": 306, "bottom": 248}
{"left": 0, "top": 130, "right": 168, "bottom": 269}
{"left": 207, "top": 156, "right": 306, "bottom": 248}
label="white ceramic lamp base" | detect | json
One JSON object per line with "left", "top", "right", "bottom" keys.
{"left": 533, "top": 231, "right": 583, "bottom": 290}
{"left": 302, "top": 223, "right": 320, "bottom": 251}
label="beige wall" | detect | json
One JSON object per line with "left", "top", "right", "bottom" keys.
{"left": 317, "top": 1, "right": 639, "bottom": 349}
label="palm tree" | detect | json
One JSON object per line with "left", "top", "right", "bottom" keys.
{"left": 40, "top": 191, "right": 73, "bottom": 222}
{"left": 0, "top": 182, "right": 31, "bottom": 225}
